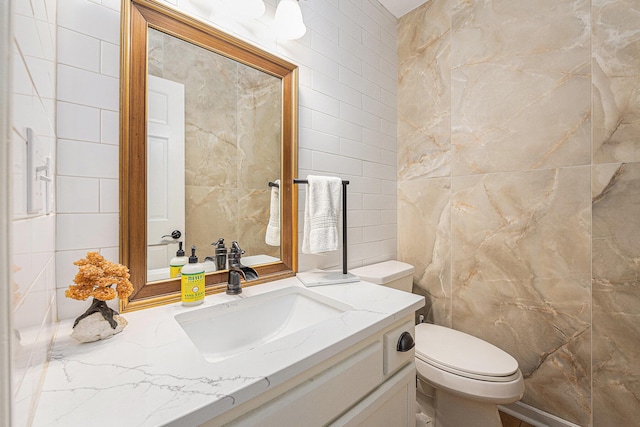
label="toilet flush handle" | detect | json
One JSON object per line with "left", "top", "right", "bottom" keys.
{"left": 396, "top": 331, "right": 415, "bottom": 352}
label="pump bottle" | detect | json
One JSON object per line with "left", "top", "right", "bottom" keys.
{"left": 169, "top": 242, "right": 188, "bottom": 278}
{"left": 181, "top": 246, "right": 205, "bottom": 306}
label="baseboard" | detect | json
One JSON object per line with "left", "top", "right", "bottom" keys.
{"left": 498, "top": 402, "right": 582, "bottom": 427}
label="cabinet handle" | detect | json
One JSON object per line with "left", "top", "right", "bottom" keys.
{"left": 396, "top": 331, "right": 415, "bottom": 352}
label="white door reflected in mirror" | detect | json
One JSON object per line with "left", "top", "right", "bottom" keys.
{"left": 147, "top": 75, "right": 186, "bottom": 278}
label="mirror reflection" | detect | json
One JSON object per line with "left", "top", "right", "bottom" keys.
{"left": 120, "top": 0, "right": 298, "bottom": 312}
{"left": 145, "top": 28, "right": 282, "bottom": 281}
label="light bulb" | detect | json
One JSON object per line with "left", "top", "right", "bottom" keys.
{"left": 274, "top": 0, "right": 307, "bottom": 40}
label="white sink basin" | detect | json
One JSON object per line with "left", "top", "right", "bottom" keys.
{"left": 174, "top": 286, "right": 353, "bottom": 363}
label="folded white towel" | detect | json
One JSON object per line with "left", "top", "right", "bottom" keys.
{"left": 266, "top": 180, "right": 280, "bottom": 246}
{"left": 302, "top": 175, "right": 342, "bottom": 254}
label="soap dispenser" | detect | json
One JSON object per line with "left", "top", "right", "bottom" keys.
{"left": 169, "top": 241, "right": 188, "bottom": 278}
{"left": 212, "top": 238, "right": 227, "bottom": 271}
{"left": 180, "top": 246, "right": 205, "bottom": 306}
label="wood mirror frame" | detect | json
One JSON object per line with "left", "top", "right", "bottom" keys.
{"left": 120, "top": 0, "right": 298, "bottom": 312}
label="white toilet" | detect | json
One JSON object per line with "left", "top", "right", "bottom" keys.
{"left": 351, "top": 260, "right": 525, "bottom": 427}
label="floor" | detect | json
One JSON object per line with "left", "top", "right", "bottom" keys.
{"left": 416, "top": 409, "right": 533, "bottom": 426}
{"left": 500, "top": 411, "right": 537, "bottom": 427}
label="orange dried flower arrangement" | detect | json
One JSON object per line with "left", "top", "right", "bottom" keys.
{"left": 65, "top": 252, "right": 134, "bottom": 329}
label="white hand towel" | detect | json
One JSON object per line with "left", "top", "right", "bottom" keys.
{"left": 266, "top": 180, "right": 280, "bottom": 246}
{"left": 302, "top": 175, "right": 342, "bottom": 254}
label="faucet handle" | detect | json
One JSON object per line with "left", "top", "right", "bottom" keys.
{"left": 229, "top": 242, "right": 245, "bottom": 268}
{"left": 230, "top": 241, "right": 245, "bottom": 256}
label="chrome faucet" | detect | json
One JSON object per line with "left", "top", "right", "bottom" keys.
{"left": 226, "top": 241, "right": 258, "bottom": 295}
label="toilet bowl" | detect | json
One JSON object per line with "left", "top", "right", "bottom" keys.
{"left": 414, "top": 323, "right": 524, "bottom": 426}
{"left": 351, "top": 261, "right": 525, "bottom": 427}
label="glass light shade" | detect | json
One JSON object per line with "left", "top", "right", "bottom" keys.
{"left": 225, "top": 0, "right": 266, "bottom": 19}
{"left": 274, "top": 0, "right": 307, "bottom": 40}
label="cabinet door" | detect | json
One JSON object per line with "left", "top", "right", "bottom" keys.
{"left": 226, "top": 342, "right": 383, "bottom": 427}
{"left": 332, "top": 364, "right": 416, "bottom": 427}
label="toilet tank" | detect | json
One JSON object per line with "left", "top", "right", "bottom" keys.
{"left": 351, "top": 260, "right": 415, "bottom": 293}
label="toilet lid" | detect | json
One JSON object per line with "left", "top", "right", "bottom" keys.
{"left": 415, "top": 324, "right": 519, "bottom": 381}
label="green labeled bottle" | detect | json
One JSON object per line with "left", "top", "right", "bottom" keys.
{"left": 181, "top": 246, "right": 205, "bottom": 306}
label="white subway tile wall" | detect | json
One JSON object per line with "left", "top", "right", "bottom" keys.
{"left": 55, "top": 0, "right": 398, "bottom": 321}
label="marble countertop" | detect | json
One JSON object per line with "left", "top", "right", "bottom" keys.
{"left": 33, "top": 276, "right": 424, "bottom": 427}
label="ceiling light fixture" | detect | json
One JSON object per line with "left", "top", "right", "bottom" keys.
{"left": 274, "top": 0, "right": 307, "bottom": 40}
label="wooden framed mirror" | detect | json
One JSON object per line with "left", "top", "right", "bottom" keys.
{"left": 120, "top": 0, "right": 298, "bottom": 312}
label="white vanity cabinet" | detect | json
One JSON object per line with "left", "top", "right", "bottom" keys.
{"left": 32, "top": 279, "right": 425, "bottom": 427}
{"left": 206, "top": 318, "right": 416, "bottom": 427}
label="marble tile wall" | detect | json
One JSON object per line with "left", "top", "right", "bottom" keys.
{"left": 398, "top": 0, "right": 639, "bottom": 425}
{"left": 591, "top": 1, "right": 640, "bottom": 424}
{"left": 149, "top": 30, "right": 281, "bottom": 259}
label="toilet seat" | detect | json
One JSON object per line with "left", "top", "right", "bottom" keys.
{"left": 415, "top": 323, "right": 519, "bottom": 382}
{"left": 415, "top": 356, "right": 525, "bottom": 403}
